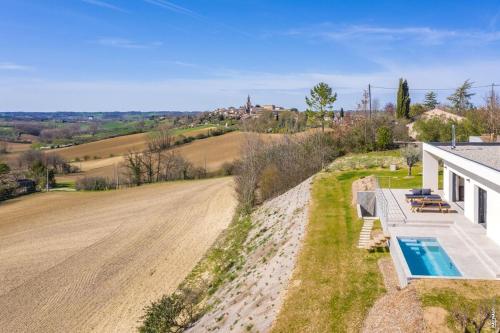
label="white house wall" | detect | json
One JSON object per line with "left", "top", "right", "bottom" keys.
{"left": 422, "top": 143, "right": 500, "bottom": 246}
{"left": 443, "top": 161, "right": 500, "bottom": 246}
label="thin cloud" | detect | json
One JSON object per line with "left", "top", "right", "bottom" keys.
{"left": 143, "top": 0, "right": 199, "bottom": 18}
{"left": 143, "top": 0, "right": 253, "bottom": 38}
{"left": 4, "top": 59, "right": 500, "bottom": 111}
{"left": 96, "top": 38, "right": 162, "bottom": 49}
{"left": 170, "top": 61, "right": 198, "bottom": 68}
{"left": 81, "top": 0, "right": 128, "bottom": 13}
{"left": 0, "top": 62, "right": 33, "bottom": 71}
{"left": 288, "top": 24, "right": 500, "bottom": 45}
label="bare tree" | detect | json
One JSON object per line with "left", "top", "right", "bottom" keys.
{"left": 0, "top": 141, "right": 8, "bottom": 154}
{"left": 485, "top": 88, "right": 500, "bottom": 136}
{"left": 148, "top": 126, "right": 174, "bottom": 182}
{"left": 451, "top": 300, "right": 495, "bottom": 333}
{"left": 124, "top": 151, "right": 144, "bottom": 186}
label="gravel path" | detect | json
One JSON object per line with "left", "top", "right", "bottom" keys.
{"left": 0, "top": 178, "right": 236, "bottom": 333}
{"left": 362, "top": 257, "right": 425, "bottom": 333}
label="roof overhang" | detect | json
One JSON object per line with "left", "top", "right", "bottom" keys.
{"left": 422, "top": 143, "right": 500, "bottom": 188}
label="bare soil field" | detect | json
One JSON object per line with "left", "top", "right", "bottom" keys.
{"left": 66, "top": 131, "right": 281, "bottom": 179}
{"left": 53, "top": 127, "right": 215, "bottom": 161}
{"left": 0, "top": 141, "right": 33, "bottom": 165}
{"left": 0, "top": 177, "right": 236, "bottom": 332}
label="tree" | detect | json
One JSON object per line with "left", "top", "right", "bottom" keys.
{"left": 448, "top": 79, "right": 475, "bottom": 114}
{"left": 305, "top": 82, "right": 337, "bottom": 132}
{"left": 484, "top": 86, "right": 500, "bottom": 135}
{"left": 0, "top": 141, "right": 7, "bottom": 154}
{"left": 376, "top": 126, "right": 393, "bottom": 150}
{"left": 409, "top": 103, "right": 426, "bottom": 118}
{"left": 124, "top": 151, "right": 144, "bottom": 186}
{"left": 28, "top": 160, "right": 55, "bottom": 190}
{"left": 0, "top": 162, "right": 15, "bottom": 201}
{"left": 339, "top": 107, "right": 344, "bottom": 119}
{"left": 423, "top": 91, "right": 438, "bottom": 109}
{"left": 148, "top": 126, "right": 175, "bottom": 181}
{"left": 384, "top": 102, "right": 395, "bottom": 115}
{"left": 396, "top": 78, "right": 411, "bottom": 119}
{"left": 401, "top": 145, "right": 420, "bottom": 176}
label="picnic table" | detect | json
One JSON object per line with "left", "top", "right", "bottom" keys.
{"left": 410, "top": 199, "right": 451, "bottom": 213}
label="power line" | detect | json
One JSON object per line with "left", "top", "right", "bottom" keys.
{"left": 371, "top": 83, "right": 498, "bottom": 91}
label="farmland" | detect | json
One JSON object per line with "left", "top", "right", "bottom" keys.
{"left": 63, "top": 131, "right": 281, "bottom": 180}
{"left": 0, "top": 177, "right": 236, "bottom": 332}
{"left": 53, "top": 125, "right": 216, "bottom": 160}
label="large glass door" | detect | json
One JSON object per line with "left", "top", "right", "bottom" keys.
{"left": 452, "top": 173, "right": 465, "bottom": 209}
{"left": 478, "top": 187, "right": 487, "bottom": 228}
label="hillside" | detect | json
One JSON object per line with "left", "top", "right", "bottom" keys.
{"left": 0, "top": 177, "right": 236, "bottom": 332}
{"left": 53, "top": 126, "right": 215, "bottom": 160}
{"left": 65, "top": 131, "right": 281, "bottom": 179}
{"left": 188, "top": 177, "right": 312, "bottom": 332}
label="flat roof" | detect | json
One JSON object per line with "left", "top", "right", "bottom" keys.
{"left": 431, "top": 143, "right": 500, "bottom": 171}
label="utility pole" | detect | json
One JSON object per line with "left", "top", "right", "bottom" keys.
{"left": 491, "top": 83, "right": 496, "bottom": 135}
{"left": 46, "top": 163, "right": 49, "bottom": 192}
{"left": 115, "top": 163, "right": 119, "bottom": 189}
{"left": 368, "top": 84, "right": 372, "bottom": 120}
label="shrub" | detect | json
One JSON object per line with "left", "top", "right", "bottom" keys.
{"left": 235, "top": 132, "right": 341, "bottom": 210}
{"left": 376, "top": 126, "right": 393, "bottom": 150}
{"left": 83, "top": 155, "right": 90, "bottom": 161}
{"left": 221, "top": 161, "right": 236, "bottom": 176}
{"left": 259, "top": 164, "right": 280, "bottom": 201}
{"left": 195, "top": 133, "right": 207, "bottom": 140}
{"left": 0, "top": 141, "right": 8, "bottom": 154}
{"left": 139, "top": 290, "right": 200, "bottom": 333}
{"left": 75, "top": 176, "right": 115, "bottom": 191}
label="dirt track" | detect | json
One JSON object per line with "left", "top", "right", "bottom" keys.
{"left": 0, "top": 178, "right": 236, "bottom": 332}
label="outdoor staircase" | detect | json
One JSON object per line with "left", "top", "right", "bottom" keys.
{"left": 357, "top": 218, "right": 375, "bottom": 248}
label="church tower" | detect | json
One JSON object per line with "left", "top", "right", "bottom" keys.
{"left": 245, "top": 95, "right": 252, "bottom": 114}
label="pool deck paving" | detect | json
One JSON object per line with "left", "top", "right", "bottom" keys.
{"left": 379, "top": 188, "right": 500, "bottom": 285}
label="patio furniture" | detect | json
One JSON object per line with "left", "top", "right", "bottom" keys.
{"left": 405, "top": 188, "right": 439, "bottom": 202}
{"left": 410, "top": 199, "right": 451, "bottom": 213}
{"left": 405, "top": 194, "right": 442, "bottom": 202}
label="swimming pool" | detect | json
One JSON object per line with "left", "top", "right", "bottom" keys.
{"left": 397, "top": 237, "right": 462, "bottom": 277}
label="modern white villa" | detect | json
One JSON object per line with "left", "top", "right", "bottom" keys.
{"left": 422, "top": 142, "right": 500, "bottom": 245}
{"left": 375, "top": 142, "right": 500, "bottom": 286}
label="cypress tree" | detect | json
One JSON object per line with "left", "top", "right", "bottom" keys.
{"left": 396, "top": 78, "right": 411, "bottom": 119}
{"left": 340, "top": 107, "right": 344, "bottom": 118}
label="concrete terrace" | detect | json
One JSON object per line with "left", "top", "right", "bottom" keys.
{"left": 378, "top": 188, "right": 500, "bottom": 285}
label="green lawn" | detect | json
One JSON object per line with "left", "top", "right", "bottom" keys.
{"left": 272, "top": 164, "right": 426, "bottom": 332}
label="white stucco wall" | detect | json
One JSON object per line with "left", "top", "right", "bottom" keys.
{"left": 443, "top": 161, "right": 500, "bottom": 245}
{"left": 422, "top": 150, "right": 439, "bottom": 191}
{"left": 423, "top": 143, "right": 500, "bottom": 246}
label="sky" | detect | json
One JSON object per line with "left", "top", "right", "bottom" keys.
{"left": 2, "top": 0, "right": 500, "bottom": 112}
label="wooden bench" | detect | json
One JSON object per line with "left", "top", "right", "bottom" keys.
{"left": 410, "top": 199, "right": 451, "bottom": 213}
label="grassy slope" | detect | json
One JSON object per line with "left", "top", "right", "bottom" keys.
{"left": 272, "top": 152, "right": 424, "bottom": 332}
{"left": 273, "top": 150, "right": 499, "bottom": 332}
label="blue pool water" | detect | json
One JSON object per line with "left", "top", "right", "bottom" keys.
{"left": 397, "top": 237, "right": 462, "bottom": 277}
